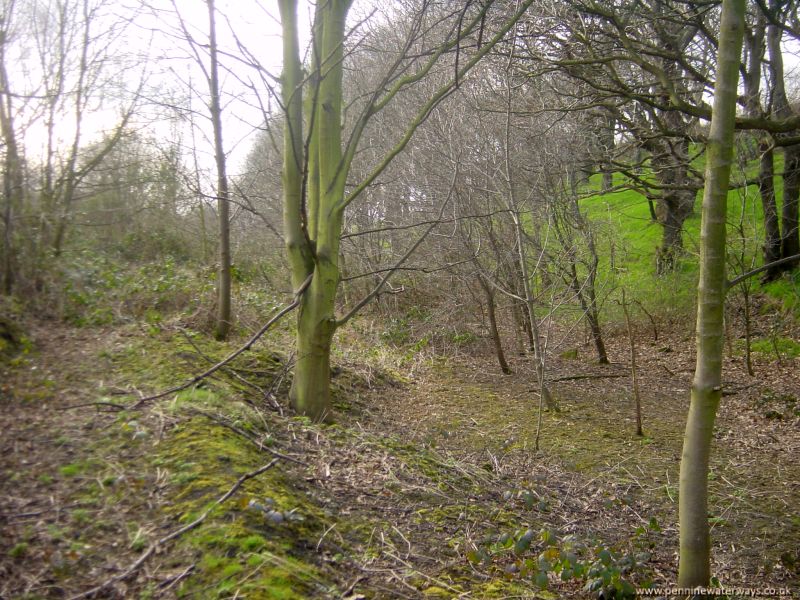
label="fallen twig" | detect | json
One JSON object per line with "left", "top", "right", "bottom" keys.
{"left": 545, "top": 373, "right": 628, "bottom": 383}
{"left": 126, "top": 274, "right": 312, "bottom": 410}
{"left": 67, "top": 459, "right": 279, "bottom": 600}
{"left": 188, "top": 408, "right": 307, "bottom": 465}
{"left": 157, "top": 563, "right": 196, "bottom": 592}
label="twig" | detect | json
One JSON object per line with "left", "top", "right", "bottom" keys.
{"left": 727, "top": 253, "right": 800, "bottom": 288}
{"left": 544, "top": 373, "right": 627, "bottom": 383}
{"left": 176, "top": 327, "right": 266, "bottom": 395}
{"left": 189, "top": 408, "right": 307, "bottom": 465}
{"left": 68, "top": 459, "right": 280, "bottom": 600}
{"left": 157, "top": 563, "right": 196, "bottom": 592}
{"left": 342, "top": 575, "right": 366, "bottom": 597}
{"left": 63, "top": 400, "right": 129, "bottom": 411}
{"left": 336, "top": 170, "right": 458, "bottom": 328}
{"left": 127, "top": 275, "right": 312, "bottom": 410}
{"left": 316, "top": 523, "right": 338, "bottom": 552}
{"left": 631, "top": 298, "right": 659, "bottom": 341}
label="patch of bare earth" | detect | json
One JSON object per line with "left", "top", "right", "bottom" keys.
{"left": 1, "top": 317, "right": 797, "bottom": 598}
{"left": 0, "top": 323, "right": 176, "bottom": 598}
{"left": 362, "top": 320, "right": 799, "bottom": 593}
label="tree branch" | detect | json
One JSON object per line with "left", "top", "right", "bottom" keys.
{"left": 116, "top": 274, "right": 313, "bottom": 410}
{"left": 335, "top": 170, "right": 457, "bottom": 327}
{"left": 726, "top": 254, "right": 800, "bottom": 289}
{"left": 67, "top": 459, "right": 280, "bottom": 600}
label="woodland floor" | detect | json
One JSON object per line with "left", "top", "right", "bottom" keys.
{"left": 0, "top": 314, "right": 798, "bottom": 599}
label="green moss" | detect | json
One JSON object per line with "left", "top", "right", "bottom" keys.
{"left": 155, "top": 418, "right": 332, "bottom": 598}
{"left": 59, "top": 463, "right": 83, "bottom": 477}
{"left": 9, "top": 542, "right": 29, "bottom": 558}
{"left": 240, "top": 534, "right": 267, "bottom": 552}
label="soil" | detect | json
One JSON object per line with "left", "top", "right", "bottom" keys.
{"left": 1, "top": 315, "right": 798, "bottom": 599}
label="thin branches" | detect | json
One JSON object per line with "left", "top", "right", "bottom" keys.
{"left": 67, "top": 459, "right": 280, "bottom": 600}
{"left": 120, "top": 274, "right": 312, "bottom": 410}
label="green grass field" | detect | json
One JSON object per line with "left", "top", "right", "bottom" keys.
{"left": 576, "top": 148, "right": 799, "bottom": 323}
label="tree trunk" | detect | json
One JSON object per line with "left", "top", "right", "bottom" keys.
{"left": 766, "top": 3, "right": 800, "bottom": 271}
{"left": 569, "top": 195, "right": 608, "bottom": 364}
{"left": 208, "top": 0, "right": 232, "bottom": 340}
{"left": 656, "top": 189, "right": 695, "bottom": 274}
{"left": 52, "top": 0, "right": 91, "bottom": 258}
{"left": 0, "top": 38, "right": 23, "bottom": 295}
{"left": 510, "top": 258, "right": 535, "bottom": 351}
{"left": 280, "top": 0, "right": 347, "bottom": 421}
{"left": 511, "top": 302, "right": 527, "bottom": 355}
{"left": 290, "top": 267, "right": 338, "bottom": 420}
{"left": 758, "top": 143, "right": 782, "bottom": 279}
{"left": 585, "top": 277, "right": 608, "bottom": 364}
{"left": 781, "top": 146, "right": 800, "bottom": 263}
{"left": 653, "top": 42, "right": 698, "bottom": 274}
{"left": 478, "top": 274, "right": 511, "bottom": 374}
{"left": 621, "top": 289, "right": 643, "bottom": 436}
{"left": 742, "top": 13, "right": 782, "bottom": 279}
{"left": 678, "top": 0, "right": 744, "bottom": 586}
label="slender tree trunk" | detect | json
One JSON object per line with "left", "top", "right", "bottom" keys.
{"left": 621, "top": 289, "right": 643, "bottom": 436}
{"left": 207, "top": 0, "right": 232, "bottom": 340}
{"left": 569, "top": 195, "right": 608, "bottom": 364}
{"left": 52, "top": 0, "right": 91, "bottom": 257}
{"left": 501, "top": 34, "right": 555, "bottom": 412}
{"left": 678, "top": 0, "right": 744, "bottom": 586}
{"left": 0, "top": 32, "right": 23, "bottom": 295}
{"left": 758, "top": 143, "right": 782, "bottom": 279}
{"left": 510, "top": 258, "right": 535, "bottom": 351}
{"left": 585, "top": 274, "right": 608, "bottom": 364}
{"left": 647, "top": 197, "right": 658, "bottom": 222}
{"left": 601, "top": 113, "right": 615, "bottom": 192}
{"left": 511, "top": 302, "right": 527, "bottom": 355}
{"left": 478, "top": 274, "right": 511, "bottom": 374}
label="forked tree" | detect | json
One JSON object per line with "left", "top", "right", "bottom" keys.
{"left": 278, "top": 0, "right": 534, "bottom": 419}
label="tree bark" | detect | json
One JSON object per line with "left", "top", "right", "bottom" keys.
{"left": 758, "top": 143, "right": 782, "bottom": 279}
{"left": 781, "top": 146, "right": 800, "bottom": 262}
{"left": 478, "top": 274, "right": 511, "bottom": 375}
{"left": 281, "top": 0, "right": 348, "bottom": 421}
{"left": 678, "top": 0, "right": 744, "bottom": 587}
{"left": 766, "top": 3, "right": 800, "bottom": 270}
{"left": 742, "top": 12, "right": 782, "bottom": 280}
{"left": 0, "top": 14, "right": 23, "bottom": 295}
{"left": 656, "top": 188, "right": 696, "bottom": 274}
{"left": 207, "top": 0, "right": 232, "bottom": 340}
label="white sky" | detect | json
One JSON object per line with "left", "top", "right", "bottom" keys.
{"left": 16, "top": 0, "right": 314, "bottom": 183}
{"left": 14, "top": 1, "right": 800, "bottom": 190}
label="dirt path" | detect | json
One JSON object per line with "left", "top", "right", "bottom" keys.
{"left": 1, "top": 321, "right": 798, "bottom": 598}
{"left": 362, "top": 331, "right": 800, "bottom": 592}
{"left": 0, "top": 323, "right": 172, "bottom": 598}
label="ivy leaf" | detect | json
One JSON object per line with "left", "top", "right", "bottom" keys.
{"left": 513, "top": 529, "right": 535, "bottom": 556}
{"left": 535, "top": 570, "right": 549, "bottom": 589}
{"left": 648, "top": 516, "right": 661, "bottom": 532}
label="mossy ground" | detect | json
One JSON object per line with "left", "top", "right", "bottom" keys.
{"left": 1, "top": 298, "right": 798, "bottom": 599}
